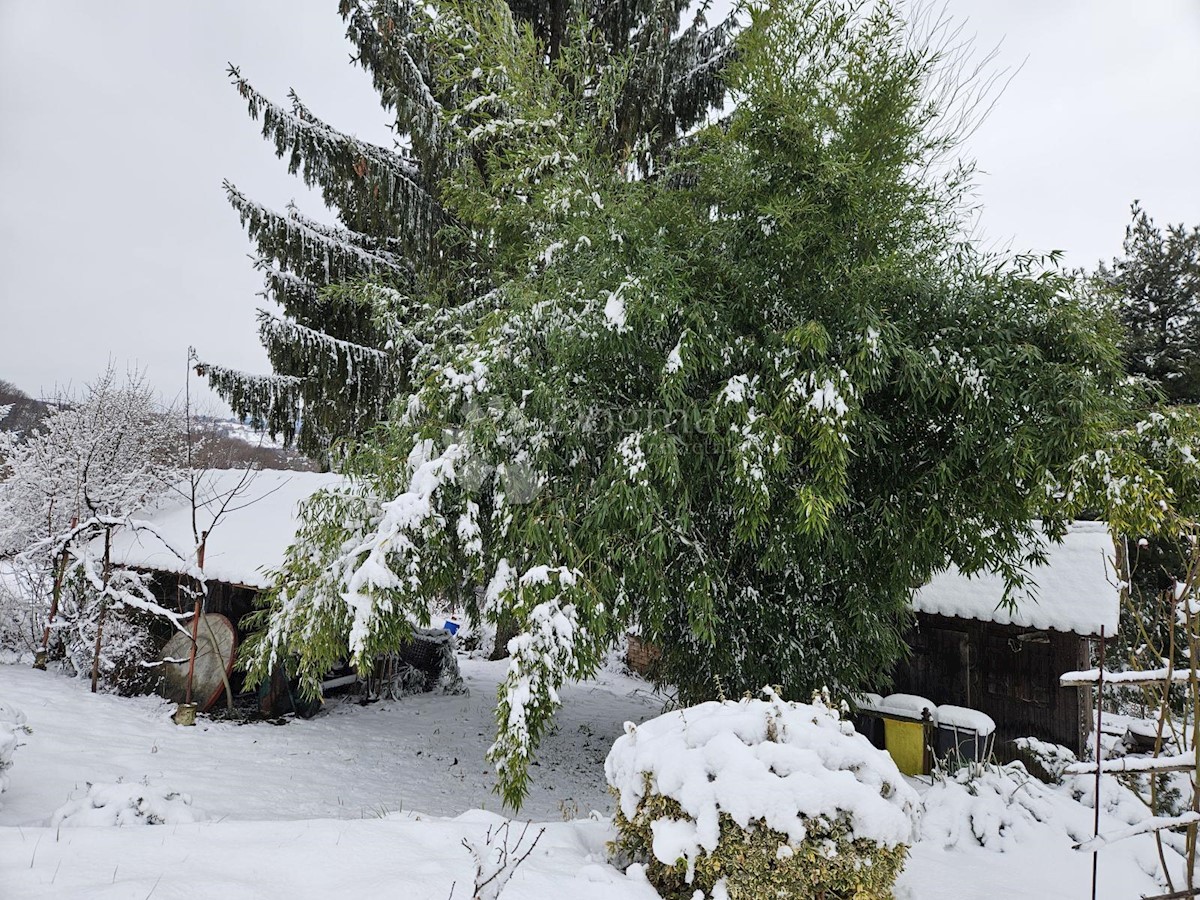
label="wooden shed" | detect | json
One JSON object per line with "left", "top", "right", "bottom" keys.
{"left": 107, "top": 468, "right": 346, "bottom": 657}
{"left": 890, "top": 521, "right": 1119, "bottom": 759}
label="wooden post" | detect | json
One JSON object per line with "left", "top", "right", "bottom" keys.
{"left": 921, "top": 707, "right": 934, "bottom": 777}
{"left": 36, "top": 516, "right": 77, "bottom": 669}
{"left": 89, "top": 527, "right": 112, "bottom": 693}
{"left": 183, "top": 533, "right": 208, "bottom": 706}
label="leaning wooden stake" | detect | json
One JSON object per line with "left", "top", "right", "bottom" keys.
{"left": 183, "top": 534, "right": 208, "bottom": 707}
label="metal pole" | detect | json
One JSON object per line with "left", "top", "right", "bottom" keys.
{"left": 1092, "top": 625, "right": 1106, "bottom": 900}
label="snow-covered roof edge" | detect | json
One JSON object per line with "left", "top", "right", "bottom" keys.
{"left": 911, "top": 521, "right": 1119, "bottom": 638}
{"left": 107, "top": 469, "right": 346, "bottom": 590}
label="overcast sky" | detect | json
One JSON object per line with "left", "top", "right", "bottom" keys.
{"left": 2, "top": 1, "right": 1198, "bottom": 409}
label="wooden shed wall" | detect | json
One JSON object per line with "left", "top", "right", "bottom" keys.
{"left": 891, "top": 612, "right": 1092, "bottom": 757}
{"left": 143, "top": 572, "right": 260, "bottom": 639}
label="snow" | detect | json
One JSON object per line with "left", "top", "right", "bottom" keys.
{"left": 664, "top": 340, "right": 683, "bottom": 374}
{"left": 106, "top": 469, "right": 346, "bottom": 590}
{"left": 935, "top": 705, "right": 996, "bottom": 736}
{"left": 1061, "top": 666, "right": 1190, "bottom": 685}
{"left": 0, "top": 664, "right": 1187, "bottom": 898}
{"left": 0, "top": 699, "right": 27, "bottom": 802}
{"left": 856, "top": 695, "right": 995, "bottom": 735}
{"left": 902, "top": 762, "right": 1184, "bottom": 898}
{"left": 50, "top": 782, "right": 205, "bottom": 827}
{"left": 719, "top": 374, "right": 753, "bottom": 404}
{"left": 604, "top": 689, "right": 922, "bottom": 865}
{"left": 0, "top": 659, "right": 659, "bottom": 828}
{"left": 1075, "top": 813, "right": 1200, "bottom": 853}
{"left": 869, "top": 692, "right": 937, "bottom": 720}
{"left": 1064, "top": 752, "right": 1196, "bottom": 775}
{"left": 912, "top": 520, "right": 1119, "bottom": 637}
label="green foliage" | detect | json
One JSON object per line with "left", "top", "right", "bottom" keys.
{"left": 1100, "top": 203, "right": 1200, "bottom": 406}
{"left": 1063, "top": 406, "right": 1200, "bottom": 539}
{"left": 611, "top": 784, "right": 907, "bottom": 900}
{"left": 1085, "top": 206, "right": 1200, "bottom": 677}
{"left": 205, "top": 0, "right": 735, "bottom": 458}
{"left": 243, "top": 0, "right": 1127, "bottom": 807}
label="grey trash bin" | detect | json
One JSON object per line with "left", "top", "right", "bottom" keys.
{"left": 933, "top": 704, "right": 996, "bottom": 764}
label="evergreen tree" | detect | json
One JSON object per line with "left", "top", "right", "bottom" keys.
{"left": 200, "top": 0, "right": 734, "bottom": 459}
{"left": 242, "top": 0, "right": 1126, "bottom": 807}
{"left": 1101, "top": 203, "right": 1200, "bottom": 405}
{"left": 1092, "top": 206, "right": 1200, "bottom": 668}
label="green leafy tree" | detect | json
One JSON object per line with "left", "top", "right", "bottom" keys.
{"left": 1101, "top": 203, "right": 1200, "bottom": 405}
{"left": 199, "top": 0, "right": 734, "bottom": 459}
{"left": 243, "top": 0, "right": 1126, "bottom": 807}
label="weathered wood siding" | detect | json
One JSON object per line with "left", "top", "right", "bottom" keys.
{"left": 891, "top": 612, "right": 1091, "bottom": 758}
{"left": 144, "top": 573, "right": 260, "bottom": 639}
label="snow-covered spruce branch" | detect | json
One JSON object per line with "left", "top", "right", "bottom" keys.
{"left": 224, "top": 181, "right": 414, "bottom": 284}
{"left": 192, "top": 360, "right": 304, "bottom": 445}
{"left": 228, "top": 63, "right": 424, "bottom": 186}
{"left": 334, "top": 0, "right": 449, "bottom": 178}
{"left": 256, "top": 310, "right": 393, "bottom": 388}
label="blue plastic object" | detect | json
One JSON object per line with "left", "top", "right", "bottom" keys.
{"left": 442, "top": 620, "right": 460, "bottom": 635}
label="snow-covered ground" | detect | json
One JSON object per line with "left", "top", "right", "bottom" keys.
{"left": 0, "top": 661, "right": 1186, "bottom": 899}
{"left": 0, "top": 658, "right": 659, "bottom": 825}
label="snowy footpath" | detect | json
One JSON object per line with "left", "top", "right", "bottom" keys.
{"left": 0, "top": 661, "right": 1183, "bottom": 899}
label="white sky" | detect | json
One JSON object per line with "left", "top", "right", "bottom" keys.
{"left": 1, "top": 1, "right": 1198, "bottom": 408}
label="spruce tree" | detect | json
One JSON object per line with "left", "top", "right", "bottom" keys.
{"left": 200, "top": 0, "right": 733, "bottom": 459}
{"left": 1093, "top": 206, "right": 1200, "bottom": 667}
{"left": 1100, "top": 203, "right": 1200, "bottom": 405}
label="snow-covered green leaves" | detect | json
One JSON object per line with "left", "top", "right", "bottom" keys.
{"left": 244, "top": 0, "right": 1127, "bottom": 807}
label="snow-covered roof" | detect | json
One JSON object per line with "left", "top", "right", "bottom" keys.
{"left": 109, "top": 469, "right": 345, "bottom": 590}
{"left": 912, "top": 521, "right": 1119, "bottom": 637}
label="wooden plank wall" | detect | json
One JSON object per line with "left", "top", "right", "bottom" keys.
{"left": 891, "top": 612, "right": 1090, "bottom": 758}
{"left": 143, "top": 572, "right": 260, "bottom": 639}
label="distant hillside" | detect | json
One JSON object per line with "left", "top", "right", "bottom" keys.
{"left": 0, "top": 378, "right": 316, "bottom": 472}
{"left": 0, "top": 379, "right": 53, "bottom": 436}
{"left": 191, "top": 417, "right": 318, "bottom": 472}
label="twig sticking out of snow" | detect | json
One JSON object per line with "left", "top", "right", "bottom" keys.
{"left": 461, "top": 819, "right": 544, "bottom": 900}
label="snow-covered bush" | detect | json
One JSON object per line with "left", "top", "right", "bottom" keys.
{"left": 921, "top": 763, "right": 1054, "bottom": 852}
{"left": 58, "top": 589, "right": 159, "bottom": 695}
{"left": 50, "top": 782, "right": 205, "bottom": 827}
{"left": 1012, "top": 737, "right": 1080, "bottom": 785}
{"left": 0, "top": 563, "right": 44, "bottom": 662}
{"left": 605, "top": 689, "right": 920, "bottom": 899}
{"left": 0, "top": 700, "right": 30, "bottom": 804}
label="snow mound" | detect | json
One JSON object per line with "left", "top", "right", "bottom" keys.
{"left": 920, "top": 764, "right": 1055, "bottom": 852}
{"left": 605, "top": 688, "right": 921, "bottom": 867}
{"left": 50, "top": 782, "right": 206, "bottom": 827}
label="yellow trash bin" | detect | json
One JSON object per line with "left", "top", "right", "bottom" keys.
{"left": 883, "top": 717, "right": 927, "bottom": 776}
